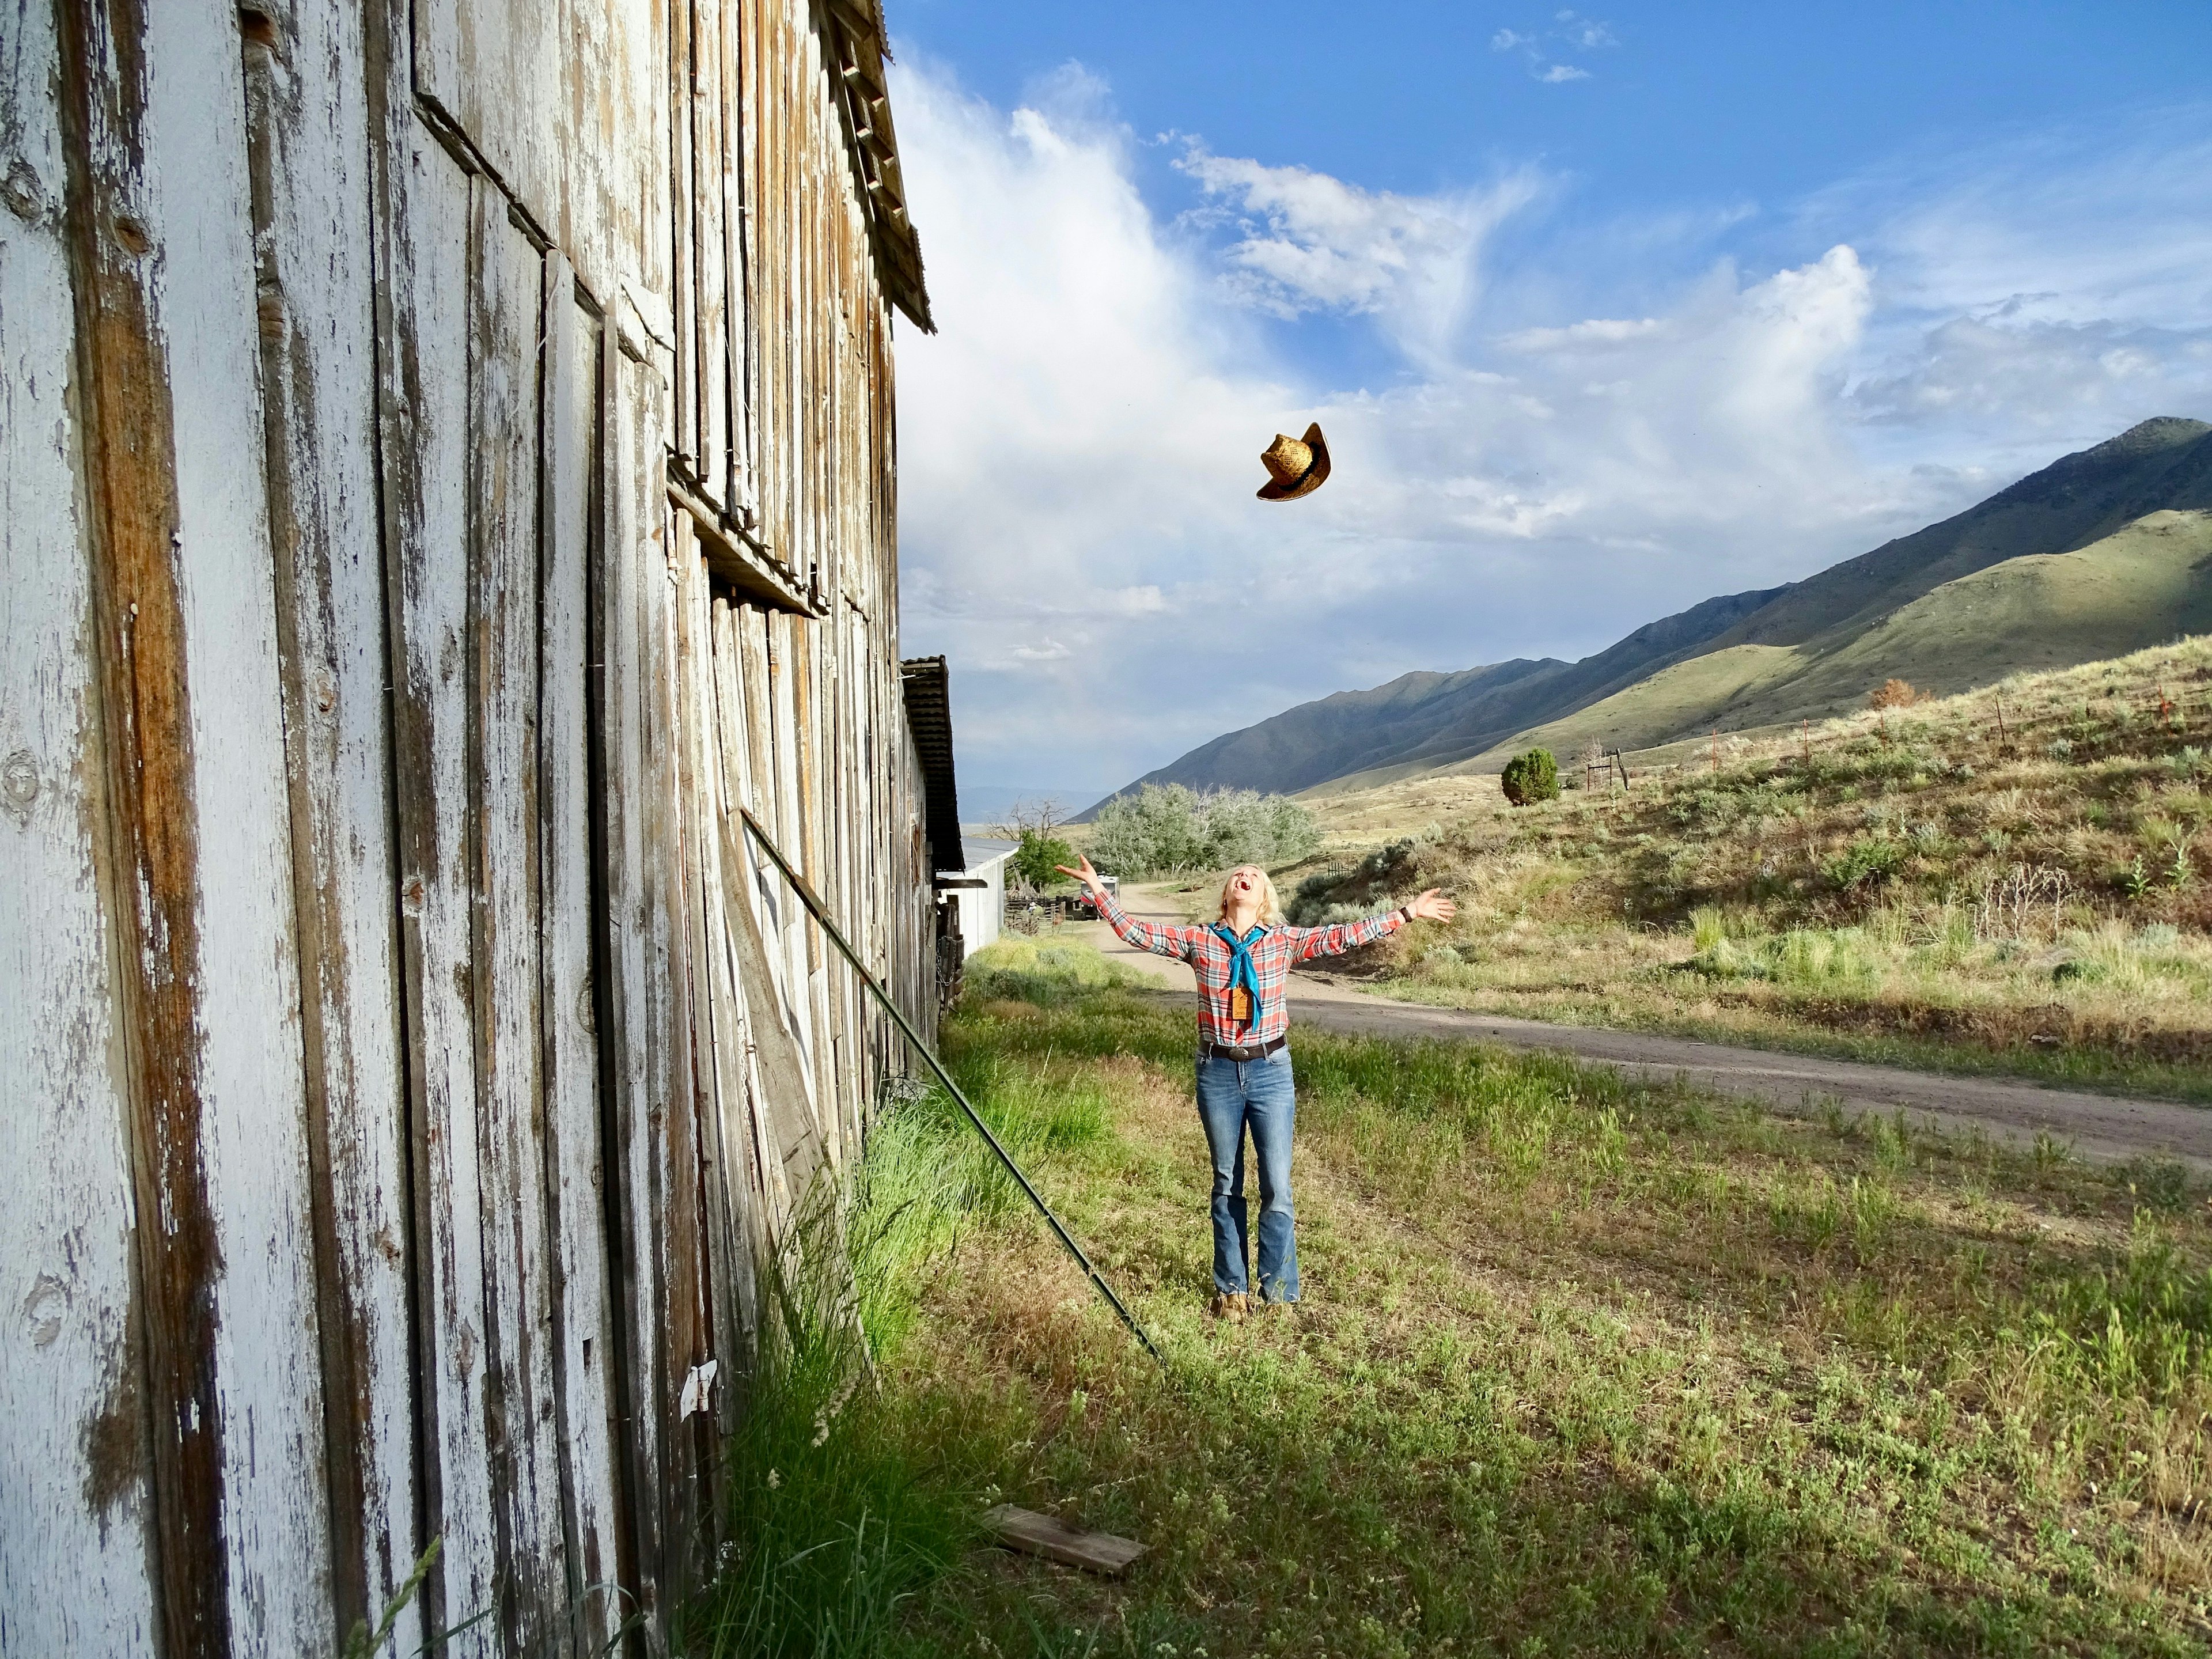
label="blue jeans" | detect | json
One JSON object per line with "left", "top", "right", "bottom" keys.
{"left": 1195, "top": 1047, "right": 1299, "bottom": 1302}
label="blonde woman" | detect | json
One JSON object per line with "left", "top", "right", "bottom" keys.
{"left": 1056, "top": 856, "right": 1455, "bottom": 1320}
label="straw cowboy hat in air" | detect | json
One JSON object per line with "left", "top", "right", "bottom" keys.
{"left": 1256, "top": 422, "right": 1331, "bottom": 501}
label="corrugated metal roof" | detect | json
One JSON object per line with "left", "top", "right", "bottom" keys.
{"left": 960, "top": 838, "right": 1016, "bottom": 871}
{"left": 900, "top": 656, "right": 964, "bottom": 871}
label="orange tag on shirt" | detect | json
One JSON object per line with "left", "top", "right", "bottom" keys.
{"left": 1229, "top": 987, "right": 1252, "bottom": 1025}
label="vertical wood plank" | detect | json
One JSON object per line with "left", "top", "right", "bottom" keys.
{"left": 370, "top": 108, "right": 499, "bottom": 1640}
{"left": 468, "top": 179, "right": 570, "bottom": 1654}
{"left": 645, "top": 508, "right": 711, "bottom": 1601}
{"left": 238, "top": 3, "right": 420, "bottom": 1644}
{"left": 693, "top": 0, "right": 729, "bottom": 508}
{"left": 60, "top": 0, "right": 338, "bottom": 1649}
{"left": 720, "top": 0, "right": 757, "bottom": 526}
{"left": 763, "top": 612, "right": 816, "bottom": 1108}
{"left": 669, "top": 0, "right": 697, "bottom": 474}
{"left": 597, "top": 320, "right": 668, "bottom": 1634}
{"left": 0, "top": 2, "right": 162, "bottom": 1646}
{"left": 792, "top": 622, "right": 838, "bottom": 1162}
{"left": 671, "top": 540, "right": 749, "bottom": 1421}
{"left": 541, "top": 254, "right": 624, "bottom": 1650}
{"left": 709, "top": 600, "right": 785, "bottom": 1243}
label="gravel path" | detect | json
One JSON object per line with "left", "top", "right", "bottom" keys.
{"left": 1057, "top": 884, "right": 2212, "bottom": 1171}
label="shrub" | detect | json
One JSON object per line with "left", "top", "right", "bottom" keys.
{"left": 1822, "top": 835, "right": 1906, "bottom": 890}
{"left": 1499, "top": 748, "right": 1560, "bottom": 806}
{"left": 1868, "top": 678, "right": 1920, "bottom": 710}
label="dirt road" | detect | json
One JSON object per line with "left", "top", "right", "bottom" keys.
{"left": 1062, "top": 883, "right": 2212, "bottom": 1171}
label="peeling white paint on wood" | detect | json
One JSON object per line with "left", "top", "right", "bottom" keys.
{"left": 6, "top": 0, "right": 941, "bottom": 1647}
{"left": 0, "top": 5, "right": 162, "bottom": 1649}
{"left": 381, "top": 128, "right": 506, "bottom": 1639}
{"left": 468, "top": 180, "right": 572, "bottom": 1651}
{"left": 240, "top": 0, "right": 422, "bottom": 1639}
{"left": 144, "top": 0, "right": 339, "bottom": 1641}
{"left": 541, "top": 253, "right": 625, "bottom": 1648}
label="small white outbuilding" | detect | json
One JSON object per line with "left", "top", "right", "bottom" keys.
{"left": 946, "top": 838, "right": 1017, "bottom": 956}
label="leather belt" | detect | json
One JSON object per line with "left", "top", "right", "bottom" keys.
{"left": 1202, "top": 1035, "right": 1287, "bottom": 1062}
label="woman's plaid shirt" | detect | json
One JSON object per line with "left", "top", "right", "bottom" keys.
{"left": 1094, "top": 891, "right": 1405, "bottom": 1047}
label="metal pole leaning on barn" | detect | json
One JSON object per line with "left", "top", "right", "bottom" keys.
{"left": 736, "top": 806, "right": 1165, "bottom": 1366}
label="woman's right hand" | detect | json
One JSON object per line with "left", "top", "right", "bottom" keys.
{"left": 1054, "top": 853, "right": 1106, "bottom": 896}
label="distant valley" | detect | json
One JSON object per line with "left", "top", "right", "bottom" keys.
{"left": 1092, "top": 416, "right": 2212, "bottom": 809}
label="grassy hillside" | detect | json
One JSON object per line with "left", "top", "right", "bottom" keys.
{"left": 1280, "top": 635, "right": 2212, "bottom": 1096}
{"left": 1107, "top": 417, "right": 2212, "bottom": 806}
{"left": 1426, "top": 509, "right": 2212, "bottom": 778}
{"left": 1717, "top": 416, "right": 2212, "bottom": 657}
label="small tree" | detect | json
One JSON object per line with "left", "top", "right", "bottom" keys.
{"left": 1499, "top": 748, "right": 1559, "bottom": 806}
{"left": 1085, "top": 783, "right": 1323, "bottom": 878}
{"left": 1868, "top": 678, "right": 1919, "bottom": 710}
{"left": 1009, "top": 827, "right": 1075, "bottom": 890}
{"left": 996, "top": 798, "right": 1077, "bottom": 893}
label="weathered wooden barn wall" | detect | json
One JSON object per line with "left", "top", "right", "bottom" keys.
{"left": 0, "top": 0, "right": 938, "bottom": 1652}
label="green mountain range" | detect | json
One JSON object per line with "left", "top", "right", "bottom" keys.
{"left": 1099, "top": 416, "right": 2212, "bottom": 807}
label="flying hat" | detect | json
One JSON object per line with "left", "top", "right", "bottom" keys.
{"left": 1256, "top": 422, "right": 1330, "bottom": 501}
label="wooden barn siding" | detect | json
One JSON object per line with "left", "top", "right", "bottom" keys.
{"left": 0, "top": 0, "right": 935, "bottom": 1650}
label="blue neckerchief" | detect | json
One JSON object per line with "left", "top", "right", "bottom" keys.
{"left": 1210, "top": 922, "right": 1267, "bottom": 1030}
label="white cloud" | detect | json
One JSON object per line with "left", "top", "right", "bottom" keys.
{"left": 1500, "top": 316, "right": 1666, "bottom": 349}
{"left": 889, "top": 60, "right": 2212, "bottom": 794}
{"left": 1173, "top": 146, "right": 1542, "bottom": 361}
{"left": 1556, "top": 12, "right": 1619, "bottom": 48}
{"left": 1490, "top": 11, "right": 1616, "bottom": 82}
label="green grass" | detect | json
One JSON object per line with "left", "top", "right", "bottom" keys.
{"left": 688, "top": 944, "right": 2212, "bottom": 1655}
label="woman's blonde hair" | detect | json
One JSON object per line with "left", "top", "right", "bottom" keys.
{"left": 1217, "top": 865, "right": 1285, "bottom": 927}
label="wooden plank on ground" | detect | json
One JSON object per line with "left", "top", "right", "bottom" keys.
{"left": 983, "top": 1506, "right": 1149, "bottom": 1577}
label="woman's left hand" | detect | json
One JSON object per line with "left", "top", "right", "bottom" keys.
{"left": 1406, "top": 887, "right": 1456, "bottom": 922}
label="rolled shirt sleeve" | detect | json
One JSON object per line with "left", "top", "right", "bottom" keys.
{"left": 1285, "top": 908, "right": 1405, "bottom": 963}
{"left": 1096, "top": 890, "right": 1207, "bottom": 961}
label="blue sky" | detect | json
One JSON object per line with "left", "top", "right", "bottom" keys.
{"left": 884, "top": 3, "right": 2212, "bottom": 810}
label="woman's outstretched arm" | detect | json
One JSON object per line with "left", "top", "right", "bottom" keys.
{"left": 1286, "top": 887, "right": 1456, "bottom": 963}
{"left": 1055, "top": 855, "right": 1205, "bottom": 961}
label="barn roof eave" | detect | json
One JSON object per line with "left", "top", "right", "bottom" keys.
{"left": 819, "top": 0, "right": 936, "bottom": 332}
{"left": 900, "top": 656, "right": 964, "bottom": 871}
